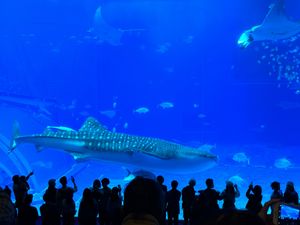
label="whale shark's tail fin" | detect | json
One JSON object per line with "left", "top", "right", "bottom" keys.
{"left": 10, "top": 121, "right": 20, "bottom": 153}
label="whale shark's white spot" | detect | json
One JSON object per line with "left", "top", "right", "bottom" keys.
{"left": 123, "top": 122, "right": 129, "bottom": 129}
{"left": 238, "top": 0, "right": 300, "bottom": 48}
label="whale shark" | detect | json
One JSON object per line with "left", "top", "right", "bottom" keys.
{"left": 238, "top": 0, "right": 300, "bottom": 48}
{"left": 11, "top": 117, "right": 217, "bottom": 174}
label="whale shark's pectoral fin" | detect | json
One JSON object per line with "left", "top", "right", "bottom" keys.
{"left": 263, "top": 0, "right": 288, "bottom": 25}
{"left": 71, "top": 153, "right": 87, "bottom": 161}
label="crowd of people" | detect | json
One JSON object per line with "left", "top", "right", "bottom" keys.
{"left": 0, "top": 171, "right": 299, "bottom": 225}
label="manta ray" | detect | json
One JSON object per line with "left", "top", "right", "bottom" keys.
{"left": 91, "top": 6, "right": 144, "bottom": 46}
{"left": 238, "top": 0, "right": 300, "bottom": 48}
{"left": 10, "top": 117, "right": 217, "bottom": 174}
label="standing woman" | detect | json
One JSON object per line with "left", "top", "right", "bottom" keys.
{"left": 78, "top": 188, "right": 99, "bottom": 225}
{"left": 61, "top": 188, "right": 76, "bottom": 225}
{"left": 220, "top": 181, "right": 240, "bottom": 212}
{"left": 245, "top": 183, "right": 263, "bottom": 214}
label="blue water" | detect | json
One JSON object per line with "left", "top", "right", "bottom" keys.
{"left": 1, "top": 0, "right": 300, "bottom": 213}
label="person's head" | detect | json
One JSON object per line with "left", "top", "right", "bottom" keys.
{"left": 189, "top": 179, "right": 196, "bottom": 187}
{"left": 111, "top": 186, "right": 120, "bottom": 200}
{"left": 156, "top": 175, "right": 164, "bottom": 185}
{"left": 24, "top": 194, "right": 33, "bottom": 205}
{"left": 171, "top": 180, "right": 178, "bottom": 189}
{"left": 123, "top": 177, "right": 164, "bottom": 222}
{"left": 12, "top": 175, "right": 19, "bottom": 183}
{"left": 59, "top": 176, "right": 67, "bottom": 186}
{"left": 271, "top": 181, "right": 280, "bottom": 191}
{"left": 226, "top": 181, "right": 235, "bottom": 192}
{"left": 286, "top": 181, "right": 295, "bottom": 192}
{"left": 48, "top": 179, "right": 56, "bottom": 188}
{"left": 82, "top": 188, "right": 92, "bottom": 200}
{"left": 206, "top": 178, "right": 214, "bottom": 189}
{"left": 93, "top": 179, "right": 101, "bottom": 189}
{"left": 101, "top": 178, "right": 110, "bottom": 187}
{"left": 253, "top": 185, "right": 262, "bottom": 196}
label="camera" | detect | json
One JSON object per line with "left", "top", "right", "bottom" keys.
{"left": 278, "top": 203, "right": 300, "bottom": 225}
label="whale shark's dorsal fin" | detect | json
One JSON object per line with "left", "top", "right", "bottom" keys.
{"left": 79, "top": 117, "right": 107, "bottom": 132}
{"left": 263, "top": 0, "right": 287, "bottom": 25}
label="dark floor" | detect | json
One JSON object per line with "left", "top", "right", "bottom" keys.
{"left": 35, "top": 218, "right": 185, "bottom": 225}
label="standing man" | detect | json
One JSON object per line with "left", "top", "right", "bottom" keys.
{"left": 182, "top": 179, "right": 196, "bottom": 225}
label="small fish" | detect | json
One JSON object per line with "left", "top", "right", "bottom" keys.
{"left": 123, "top": 122, "right": 129, "bottom": 129}
{"left": 193, "top": 104, "right": 199, "bottom": 108}
{"left": 79, "top": 111, "right": 90, "bottom": 117}
{"left": 232, "top": 152, "right": 250, "bottom": 165}
{"left": 164, "top": 67, "right": 174, "bottom": 73}
{"left": 31, "top": 161, "right": 53, "bottom": 169}
{"left": 134, "top": 107, "right": 149, "bottom": 114}
{"left": 228, "top": 175, "right": 245, "bottom": 187}
{"left": 156, "top": 42, "right": 171, "bottom": 54}
{"left": 274, "top": 158, "right": 292, "bottom": 169}
{"left": 159, "top": 102, "right": 174, "bottom": 109}
{"left": 100, "top": 110, "right": 116, "bottom": 118}
{"left": 183, "top": 35, "right": 194, "bottom": 44}
{"left": 84, "top": 104, "right": 92, "bottom": 109}
{"left": 198, "top": 114, "right": 206, "bottom": 119}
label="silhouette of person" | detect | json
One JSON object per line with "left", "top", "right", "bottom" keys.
{"left": 12, "top": 171, "right": 33, "bottom": 208}
{"left": 245, "top": 182, "right": 263, "bottom": 214}
{"left": 166, "top": 180, "right": 181, "bottom": 225}
{"left": 61, "top": 187, "right": 76, "bottom": 225}
{"left": 181, "top": 179, "right": 196, "bottom": 225}
{"left": 0, "top": 187, "right": 16, "bottom": 225}
{"left": 283, "top": 181, "right": 298, "bottom": 205}
{"left": 197, "top": 178, "right": 221, "bottom": 225}
{"left": 17, "top": 194, "right": 38, "bottom": 225}
{"left": 122, "top": 177, "right": 164, "bottom": 225}
{"left": 270, "top": 181, "right": 283, "bottom": 200}
{"left": 43, "top": 179, "right": 57, "bottom": 204}
{"left": 90, "top": 179, "right": 103, "bottom": 205}
{"left": 219, "top": 181, "right": 240, "bottom": 212}
{"left": 157, "top": 175, "right": 167, "bottom": 224}
{"left": 99, "top": 178, "right": 112, "bottom": 225}
{"left": 106, "top": 186, "right": 122, "bottom": 225}
{"left": 40, "top": 180, "right": 60, "bottom": 225}
{"left": 56, "top": 176, "right": 77, "bottom": 215}
{"left": 78, "top": 188, "right": 99, "bottom": 225}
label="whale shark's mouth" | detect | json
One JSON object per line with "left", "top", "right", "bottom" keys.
{"left": 238, "top": 32, "right": 253, "bottom": 48}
